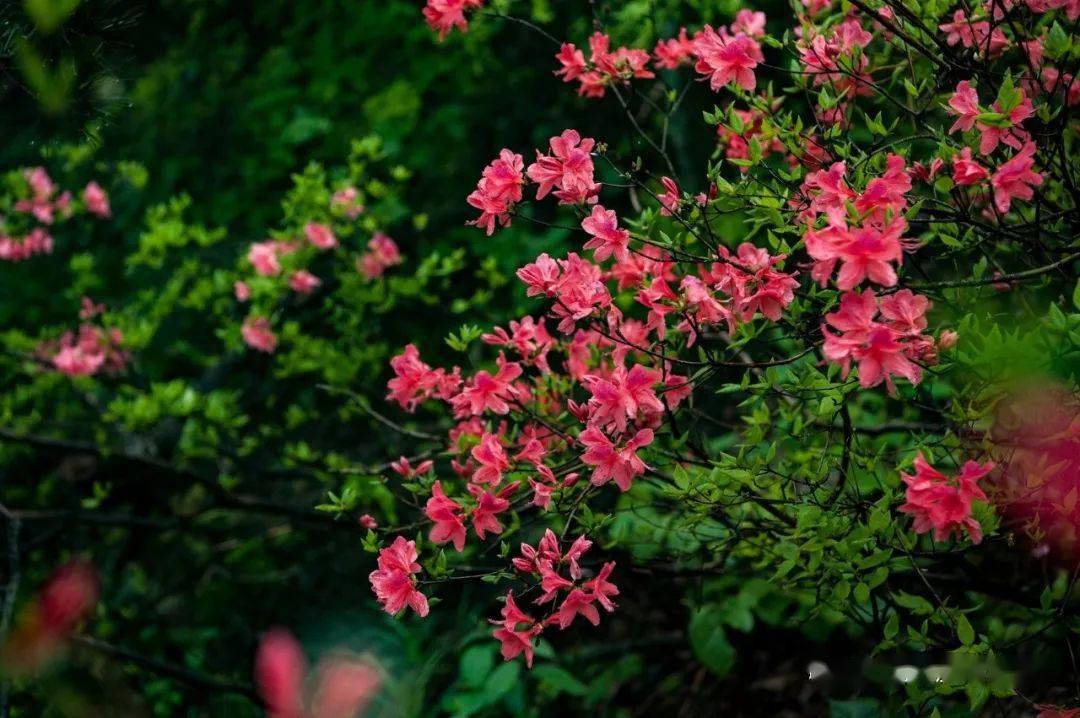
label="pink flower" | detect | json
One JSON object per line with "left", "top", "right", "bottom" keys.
{"left": 581, "top": 205, "right": 631, "bottom": 262}
{"left": 15, "top": 167, "right": 59, "bottom": 224}
{"left": 530, "top": 479, "right": 555, "bottom": 509}
{"left": 583, "top": 562, "right": 619, "bottom": 612}
{"left": 654, "top": 28, "right": 695, "bottom": 69}
{"left": 386, "top": 344, "right": 461, "bottom": 412}
{"left": 331, "top": 187, "right": 365, "bottom": 218}
{"left": 821, "top": 290, "right": 932, "bottom": 393}
{"left": 37, "top": 562, "right": 98, "bottom": 639}
{"left": 467, "top": 484, "right": 513, "bottom": 539}
{"left": 526, "top": 130, "right": 598, "bottom": 205}
{"left": 255, "top": 629, "right": 305, "bottom": 718}
{"left": 947, "top": 80, "right": 980, "bottom": 134}
{"left": 467, "top": 150, "right": 525, "bottom": 235}
{"left": 242, "top": 316, "right": 278, "bottom": 353}
{"left": 582, "top": 364, "right": 664, "bottom": 432}
{"left": 390, "top": 457, "right": 434, "bottom": 478}
{"left": 359, "top": 232, "right": 403, "bottom": 280}
{"left": 579, "top": 427, "right": 653, "bottom": 491}
{"left": 798, "top": 162, "right": 856, "bottom": 224}
{"left": 422, "top": 0, "right": 483, "bottom": 40}
{"left": 657, "top": 176, "right": 680, "bottom": 216}
{"left": 550, "top": 589, "right": 600, "bottom": 629}
{"left": 910, "top": 158, "right": 944, "bottom": 182}
{"left": 952, "top": 148, "right": 989, "bottom": 186}
{"left": 451, "top": 354, "right": 522, "bottom": 417}
{"left": 939, "top": 329, "right": 959, "bottom": 350}
{"left": 490, "top": 592, "right": 543, "bottom": 668}
{"left": 255, "top": 629, "right": 381, "bottom": 718}
{"left": 248, "top": 241, "right": 283, "bottom": 276}
{"left": 991, "top": 142, "right": 1043, "bottom": 213}
{"left": 50, "top": 324, "right": 127, "bottom": 377}
{"left": 471, "top": 432, "right": 510, "bottom": 485}
{"left": 978, "top": 92, "right": 1033, "bottom": 154}
{"left": 82, "top": 182, "right": 111, "bottom": 218}
{"left": 554, "top": 43, "right": 587, "bottom": 82}
{"left": 939, "top": 10, "right": 1008, "bottom": 56}
{"left": 0, "top": 229, "right": 53, "bottom": 261}
{"left": 899, "top": 454, "right": 993, "bottom": 543}
{"left": 289, "top": 270, "right": 322, "bottom": 295}
{"left": 304, "top": 222, "right": 338, "bottom": 250}
{"left": 234, "top": 281, "right": 251, "bottom": 301}
{"left": 731, "top": 10, "right": 767, "bottom": 37}
{"left": 693, "top": 26, "right": 763, "bottom": 91}
{"left": 358, "top": 514, "right": 378, "bottom": 530}
{"left": 425, "top": 481, "right": 467, "bottom": 551}
{"left": 368, "top": 536, "right": 429, "bottom": 617}
{"left": 710, "top": 243, "right": 798, "bottom": 322}
{"left": 805, "top": 217, "right": 908, "bottom": 290}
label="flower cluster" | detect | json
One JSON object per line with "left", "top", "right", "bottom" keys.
{"left": 369, "top": 536, "right": 429, "bottom": 617}
{"left": 39, "top": 298, "right": 128, "bottom": 377}
{"left": 237, "top": 189, "right": 404, "bottom": 353}
{"left": 488, "top": 530, "right": 618, "bottom": 667}
{"left": 255, "top": 628, "right": 381, "bottom": 718}
{"left": 1, "top": 167, "right": 110, "bottom": 262}
{"left": 899, "top": 454, "right": 993, "bottom": 543}
{"left": 555, "top": 33, "right": 653, "bottom": 98}
{"left": 422, "top": 0, "right": 483, "bottom": 40}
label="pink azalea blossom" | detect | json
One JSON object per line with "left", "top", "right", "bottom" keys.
{"left": 654, "top": 28, "right": 695, "bottom": 69}
{"left": 242, "top": 316, "right": 278, "bottom": 353}
{"left": 359, "top": 232, "right": 403, "bottom": 280}
{"left": 304, "top": 222, "right": 338, "bottom": 250}
{"left": 288, "top": 270, "right": 321, "bottom": 295}
{"left": 952, "top": 147, "right": 989, "bottom": 186}
{"left": 425, "top": 481, "right": 467, "bottom": 551}
{"left": 82, "top": 182, "right": 111, "bottom": 218}
{"left": 471, "top": 432, "right": 510, "bottom": 485}
{"left": 368, "top": 536, "right": 429, "bottom": 617}
{"left": 0, "top": 229, "right": 53, "bottom": 261}
{"left": 526, "top": 130, "right": 599, "bottom": 205}
{"left": 330, "top": 186, "right": 365, "bottom": 218}
{"left": 467, "top": 149, "right": 525, "bottom": 235}
{"left": 579, "top": 427, "right": 653, "bottom": 491}
{"left": 549, "top": 588, "right": 601, "bottom": 629}
{"left": 657, "top": 176, "right": 680, "bottom": 216}
{"left": 899, "top": 454, "right": 993, "bottom": 543}
{"left": 805, "top": 216, "right": 909, "bottom": 290}
{"left": 386, "top": 344, "right": 461, "bottom": 412}
{"left": 822, "top": 290, "right": 934, "bottom": 393}
{"left": 467, "top": 483, "right": 514, "bottom": 539}
{"left": 693, "top": 25, "right": 763, "bottom": 91}
{"left": 581, "top": 205, "right": 631, "bottom": 262}
{"left": 248, "top": 241, "right": 284, "bottom": 276}
{"left": 582, "top": 364, "right": 664, "bottom": 432}
{"left": 451, "top": 353, "right": 523, "bottom": 417}
{"left": 490, "top": 592, "right": 543, "bottom": 667}
{"left": 991, "top": 142, "right": 1043, "bottom": 213}
{"left": 234, "top": 281, "right": 251, "bottom": 302}
{"left": 422, "top": 0, "right": 483, "bottom": 40}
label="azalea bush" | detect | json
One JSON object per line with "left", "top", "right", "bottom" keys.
{"left": 366, "top": 0, "right": 1080, "bottom": 714}
{"left": 2, "top": 0, "right": 1080, "bottom": 716}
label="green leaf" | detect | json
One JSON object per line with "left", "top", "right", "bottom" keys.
{"left": 957, "top": 614, "right": 975, "bottom": 646}
{"left": 532, "top": 665, "right": 589, "bottom": 696}
{"left": 1072, "top": 279, "right": 1080, "bottom": 311}
{"left": 689, "top": 607, "right": 736, "bottom": 676}
{"left": 459, "top": 645, "right": 495, "bottom": 688}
